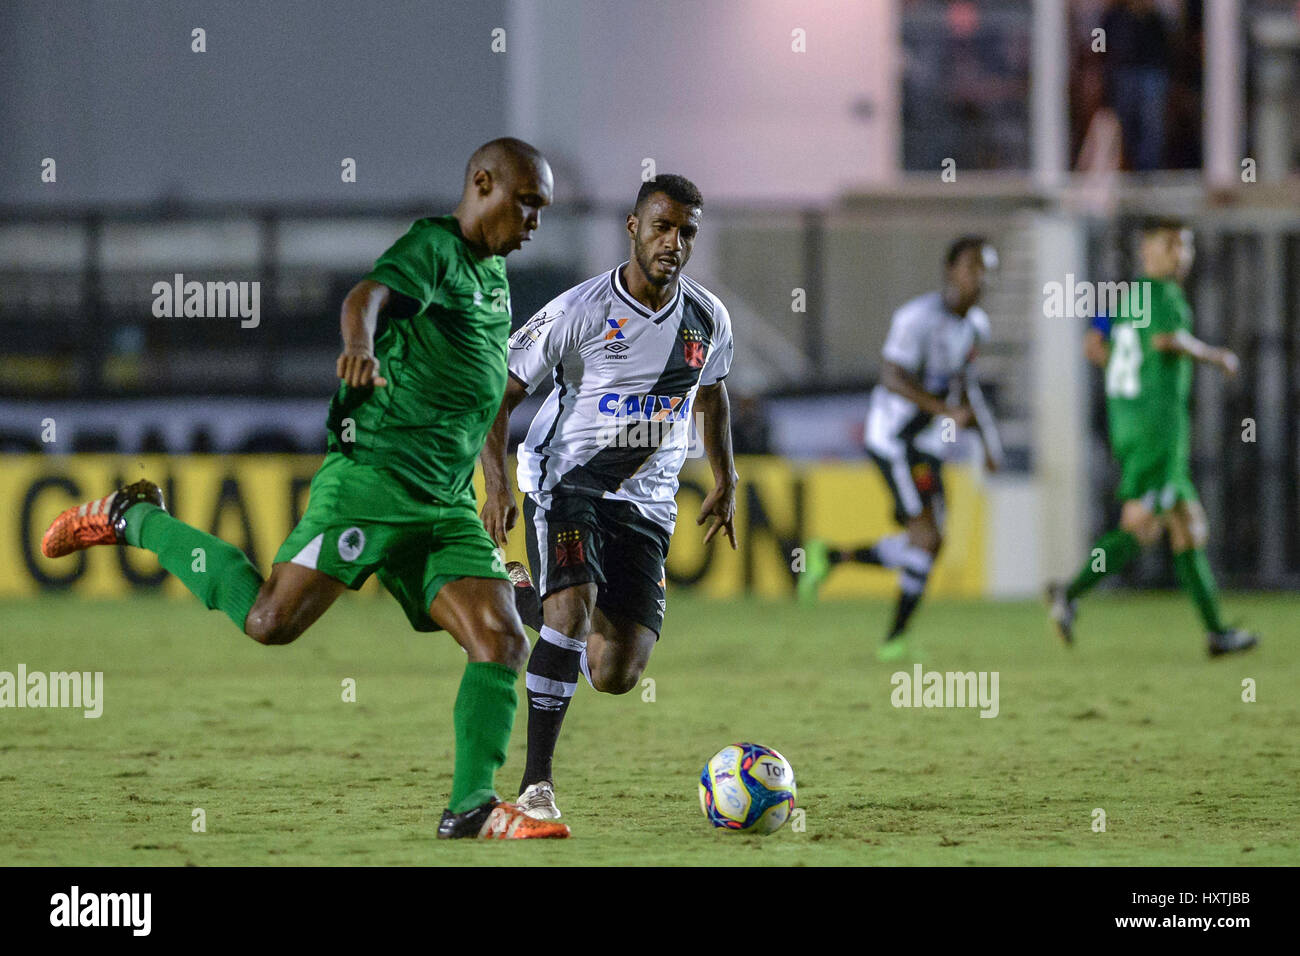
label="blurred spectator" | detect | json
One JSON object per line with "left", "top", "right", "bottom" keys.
{"left": 1164, "top": 0, "right": 1203, "bottom": 168}
{"left": 1101, "top": 0, "right": 1173, "bottom": 170}
{"left": 902, "top": 0, "right": 1031, "bottom": 171}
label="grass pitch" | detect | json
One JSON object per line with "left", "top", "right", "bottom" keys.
{"left": 1, "top": 591, "right": 1296, "bottom": 866}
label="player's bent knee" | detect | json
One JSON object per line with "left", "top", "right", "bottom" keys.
{"left": 472, "top": 611, "right": 530, "bottom": 671}
{"left": 494, "top": 628, "right": 530, "bottom": 672}
{"left": 1120, "top": 509, "right": 1159, "bottom": 547}
{"left": 543, "top": 588, "right": 595, "bottom": 639}
{"left": 908, "top": 521, "right": 940, "bottom": 554}
{"left": 591, "top": 667, "right": 641, "bottom": 696}
{"left": 244, "top": 605, "right": 304, "bottom": 646}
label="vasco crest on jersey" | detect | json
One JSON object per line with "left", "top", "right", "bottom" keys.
{"left": 681, "top": 328, "right": 708, "bottom": 368}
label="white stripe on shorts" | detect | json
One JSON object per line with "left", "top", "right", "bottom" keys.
{"left": 530, "top": 497, "right": 551, "bottom": 596}
{"left": 888, "top": 452, "right": 924, "bottom": 517}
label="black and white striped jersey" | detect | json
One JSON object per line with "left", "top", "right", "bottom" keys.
{"left": 508, "top": 263, "right": 734, "bottom": 533}
{"left": 866, "top": 291, "right": 989, "bottom": 457}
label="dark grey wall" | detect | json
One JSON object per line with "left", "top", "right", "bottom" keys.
{"left": 1, "top": 0, "right": 508, "bottom": 205}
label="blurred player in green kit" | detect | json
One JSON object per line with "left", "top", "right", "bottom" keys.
{"left": 41, "top": 138, "right": 573, "bottom": 838}
{"left": 1048, "top": 218, "right": 1258, "bottom": 656}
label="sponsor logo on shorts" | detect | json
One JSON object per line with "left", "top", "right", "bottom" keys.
{"left": 338, "top": 527, "right": 365, "bottom": 562}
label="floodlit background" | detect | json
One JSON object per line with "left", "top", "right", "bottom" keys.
{"left": 2, "top": 0, "right": 1298, "bottom": 597}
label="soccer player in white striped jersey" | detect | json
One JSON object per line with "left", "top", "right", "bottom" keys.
{"left": 800, "top": 237, "right": 1003, "bottom": 662}
{"left": 479, "top": 174, "right": 739, "bottom": 819}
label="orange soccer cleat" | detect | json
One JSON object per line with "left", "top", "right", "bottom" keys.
{"left": 41, "top": 479, "right": 164, "bottom": 558}
{"left": 437, "top": 799, "right": 571, "bottom": 840}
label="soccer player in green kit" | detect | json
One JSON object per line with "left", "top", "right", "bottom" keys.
{"left": 41, "top": 137, "right": 572, "bottom": 839}
{"left": 1048, "top": 219, "right": 1258, "bottom": 657}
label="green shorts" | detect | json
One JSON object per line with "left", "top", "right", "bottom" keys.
{"left": 274, "top": 453, "right": 505, "bottom": 632}
{"left": 1114, "top": 441, "right": 1198, "bottom": 514}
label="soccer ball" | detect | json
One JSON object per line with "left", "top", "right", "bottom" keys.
{"left": 698, "top": 743, "right": 796, "bottom": 834}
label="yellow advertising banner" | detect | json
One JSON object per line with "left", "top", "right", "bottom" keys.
{"left": 1, "top": 455, "right": 985, "bottom": 599}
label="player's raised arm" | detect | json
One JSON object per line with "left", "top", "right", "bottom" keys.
{"left": 336, "top": 279, "right": 399, "bottom": 388}
{"left": 694, "top": 380, "right": 739, "bottom": 549}
{"left": 1152, "top": 329, "right": 1239, "bottom": 377}
{"left": 479, "top": 376, "right": 529, "bottom": 545}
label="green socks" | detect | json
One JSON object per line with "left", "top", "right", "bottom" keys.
{"left": 123, "top": 501, "right": 523, "bottom": 812}
{"left": 1066, "top": 529, "right": 1140, "bottom": 600}
{"left": 1174, "top": 548, "right": 1226, "bottom": 633}
{"left": 122, "top": 503, "right": 263, "bottom": 631}
{"left": 1066, "top": 528, "right": 1226, "bottom": 633}
{"left": 449, "top": 661, "right": 518, "bottom": 814}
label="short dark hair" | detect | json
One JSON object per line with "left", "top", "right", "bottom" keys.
{"left": 945, "top": 235, "right": 990, "bottom": 269}
{"left": 634, "top": 174, "right": 703, "bottom": 214}
{"left": 1138, "top": 215, "right": 1188, "bottom": 236}
{"left": 464, "top": 137, "right": 545, "bottom": 186}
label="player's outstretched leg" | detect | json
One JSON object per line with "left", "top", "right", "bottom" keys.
{"left": 517, "top": 589, "right": 655, "bottom": 820}
{"left": 1167, "top": 501, "right": 1258, "bottom": 657}
{"left": 429, "top": 576, "right": 570, "bottom": 839}
{"left": 877, "top": 515, "right": 939, "bottom": 662}
{"left": 43, "top": 479, "right": 264, "bottom": 632}
{"left": 1048, "top": 501, "right": 1151, "bottom": 645}
{"left": 516, "top": 583, "right": 597, "bottom": 819}
{"left": 797, "top": 539, "right": 831, "bottom": 603}
{"left": 799, "top": 533, "right": 918, "bottom": 604}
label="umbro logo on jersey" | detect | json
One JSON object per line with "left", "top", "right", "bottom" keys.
{"left": 605, "top": 340, "right": 629, "bottom": 355}
{"left": 604, "top": 317, "right": 628, "bottom": 340}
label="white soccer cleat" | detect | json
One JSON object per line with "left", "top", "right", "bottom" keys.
{"left": 517, "top": 781, "right": 562, "bottom": 820}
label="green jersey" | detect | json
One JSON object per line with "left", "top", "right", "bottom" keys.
{"left": 1104, "top": 277, "right": 1193, "bottom": 456}
{"left": 326, "top": 216, "right": 511, "bottom": 505}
